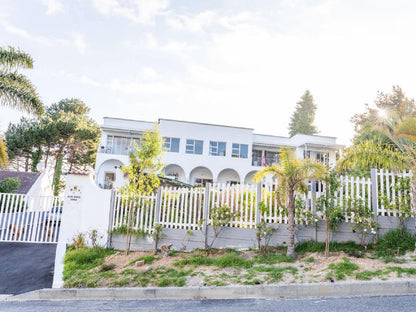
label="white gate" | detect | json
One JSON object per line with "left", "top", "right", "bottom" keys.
{"left": 0, "top": 193, "right": 63, "bottom": 243}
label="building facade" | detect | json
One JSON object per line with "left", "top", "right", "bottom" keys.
{"left": 94, "top": 118, "right": 343, "bottom": 189}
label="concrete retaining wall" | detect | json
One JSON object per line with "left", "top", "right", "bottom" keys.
{"left": 111, "top": 216, "right": 415, "bottom": 251}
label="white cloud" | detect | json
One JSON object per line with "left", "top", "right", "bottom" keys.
{"left": 1, "top": 21, "right": 86, "bottom": 53}
{"left": 140, "top": 67, "right": 160, "bottom": 80}
{"left": 144, "top": 34, "right": 195, "bottom": 54}
{"left": 90, "top": 0, "right": 169, "bottom": 25}
{"left": 42, "top": 0, "right": 64, "bottom": 16}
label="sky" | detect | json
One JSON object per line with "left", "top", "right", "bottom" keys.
{"left": 1, "top": 0, "right": 416, "bottom": 146}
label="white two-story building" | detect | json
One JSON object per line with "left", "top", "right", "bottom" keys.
{"left": 94, "top": 118, "right": 344, "bottom": 189}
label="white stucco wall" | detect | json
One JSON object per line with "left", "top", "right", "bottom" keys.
{"left": 94, "top": 118, "right": 343, "bottom": 187}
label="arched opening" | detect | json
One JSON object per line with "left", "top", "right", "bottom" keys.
{"left": 163, "top": 164, "right": 186, "bottom": 183}
{"left": 96, "top": 159, "right": 125, "bottom": 189}
{"left": 189, "top": 166, "right": 213, "bottom": 186}
{"left": 244, "top": 170, "right": 259, "bottom": 185}
{"left": 217, "top": 168, "right": 240, "bottom": 185}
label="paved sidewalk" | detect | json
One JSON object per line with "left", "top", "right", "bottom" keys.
{"left": 3, "top": 279, "right": 416, "bottom": 301}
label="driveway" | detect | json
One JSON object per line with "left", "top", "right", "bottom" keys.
{"left": 0, "top": 242, "right": 56, "bottom": 295}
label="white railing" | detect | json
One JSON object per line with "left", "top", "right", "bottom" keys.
{"left": 210, "top": 183, "right": 257, "bottom": 229}
{"left": 0, "top": 193, "right": 63, "bottom": 243}
{"left": 159, "top": 187, "right": 204, "bottom": 230}
{"left": 112, "top": 192, "right": 157, "bottom": 234}
{"left": 109, "top": 170, "right": 414, "bottom": 233}
{"left": 376, "top": 169, "right": 412, "bottom": 217}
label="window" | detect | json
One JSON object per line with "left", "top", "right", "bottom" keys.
{"left": 265, "top": 151, "right": 279, "bottom": 166}
{"left": 186, "top": 139, "right": 203, "bottom": 155}
{"left": 209, "top": 141, "right": 226, "bottom": 156}
{"left": 164, "top": 137, "right": 180, "bottom": 153}
{"left": 316, "top": 152, "right": 328, "bottom": 165}
{"left": 232, "top": 143, "right": 248, "bottom": 158}
{"left": 252, "top": 149, "right": 262, "bottom": 166}
{"left": 303, "top": 150, "right": 311, "bottom": 159}
{"left": 106, "top": 136, "right": 140, "bottom": 155}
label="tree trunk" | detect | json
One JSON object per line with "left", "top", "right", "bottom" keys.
{"left": 412, "top": 174, "right": 416, "bottom": 254}
{"left": 325, "top": 182, "right": 330, "bottom": 258}
{"left": 286, "top": 189, "right": 297, "bottom": 259}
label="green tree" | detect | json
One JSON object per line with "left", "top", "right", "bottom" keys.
{"left": 254, "top": 147, "right": 326, "bottom": 259}
{"left": 120, "top": 124, "right": 165, "bottom": 255}
{"left": 288, "top": 90, "right": 319, "bottom": 136}
{"left": 0, "top": 177, "right": 20, "bottom": 193}
{"left": 338, "top": 116, "right": 416, "bottom": 251}
{"left": 4, "top": 99, "right": 100, "bottom": 195}
{"left": 44, "top": 99, "right": 100, "bottom": 194}
{"left": 5, "top": 118, "right": 45, "bottom": 171}
{"left": 351, "top": 85, "right": 415, "bottom": 145}
{"left": 0, "top": 46, "right": 44, "bottom": 168}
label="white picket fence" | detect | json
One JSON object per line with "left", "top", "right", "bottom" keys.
{"left": 110, "top": 170, "right": 413, "bottom": 234}
{"left": 0, "top": 193, "right": 63, "bottom": 243}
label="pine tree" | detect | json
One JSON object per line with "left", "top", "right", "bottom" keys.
{"left": 288, "top": 90, "right": 318, "bottom": 136}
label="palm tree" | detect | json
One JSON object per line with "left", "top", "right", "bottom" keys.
{"left": 338, "top": 117, "right": 416, "bottom": 252}
{"left": 0, "top": 46, "right": 44, "bottom": 168}
{"left": 254, "top": 147, "right": 327, "bottom": 259}
{"left": 0, "top": 46, "right": 44, "bottom": 115}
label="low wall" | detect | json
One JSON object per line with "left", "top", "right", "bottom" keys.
{"left": 110, "top": 216, "right": 415, "bottom": 251}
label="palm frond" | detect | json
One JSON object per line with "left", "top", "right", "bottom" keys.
{"left": 0, "top": 135, "right": 7, "bottom": 167}
{"left": 338, "top": 140, "right": 408, "bottom": 172}
{"left": 0, "top": 46, "right": 34, "bottom": 70}
{"left": 0, "top": 71, "right": 44, "bottom": 116}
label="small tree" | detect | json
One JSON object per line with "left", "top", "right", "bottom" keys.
{"left": 120, "top": 124, "right": 165, "bottom": 255}
{"left": 254, "top": 147, "right": 326, "bottom": 259}
{"left": 316, "top": 169, "right": 344, "bottom": 257}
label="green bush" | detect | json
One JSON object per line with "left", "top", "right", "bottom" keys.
{"left": 376, "top": 228, "right": 415, "bottom": 257}
{"left": 295, "top": 240, "right": 366, "bottom": 254}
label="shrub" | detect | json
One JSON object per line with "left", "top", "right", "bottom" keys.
{"left": 376, "top": 228, "right": 415, "bottom": 257}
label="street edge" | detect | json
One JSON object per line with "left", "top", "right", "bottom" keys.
{"left": 4, "top": 279, "right": 416, "bottom": 301}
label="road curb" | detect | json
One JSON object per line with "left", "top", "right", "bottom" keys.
{"left": 5, "top": 279, "right": 416, "bottom": 301}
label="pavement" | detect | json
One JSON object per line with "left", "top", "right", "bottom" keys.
{"left": 2, "top": 279, "right": 416, "bottom": 301}
{"left": 0, "top": 242, "right": 57, "bottom": 295}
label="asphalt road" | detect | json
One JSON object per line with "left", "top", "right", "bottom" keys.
{"left": 0, "top": 242, "right": 57, "bottom": 295}
{"left": 1, "top": 295, "right": 416, "bottom": 312}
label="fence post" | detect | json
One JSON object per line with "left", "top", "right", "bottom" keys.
{"left": 203, "top": 183, "right": 211, "bottom": 249}
{"left": 311, "top": 180, "right": 317, "bottom": 215}
{"left": 107, "top": 189, "right": 117, "bottom": 248}
{"left": 255, "top": 182, "right": 262, "bottom": 225}
{"left": 154, "top": 186, "right": 162, "bottom": 225}
{"left": 371, "top": 168, "right": 378, "bottom": 219}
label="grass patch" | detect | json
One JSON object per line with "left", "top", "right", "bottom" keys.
{"left": 174, "top": 253, "right": 253, "bottom": 269}
{"left": 376, "top": 228, "right": 415, "bottom": 258}
{"left": 304, "top": 257, "right": 315, "bottom": 263}
{"left": 99, "top": 263, "right": 116, "bottom": 272}
{"left": 255, "top": 253, "right": 295, "bottom": 264}
{"left": 63, "top": 246, "right": 116, "bottom": 282}
{"left": 296, "top": 240, "right": 366, "bottom": 255}
{"left": 355, "top": 270, "right": 383, "bottom": 280}
{"left": 252, "top": 266, "right": 297, "bottom": 282}
{"left": 326, "top": 257, "right": 359, "bottom": 280}
{"left": 385, "top": 266, "right": 416, "bottom": 277}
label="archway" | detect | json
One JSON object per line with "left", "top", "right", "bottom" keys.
{"left": 217, "top": 168, "right": 240, "bottom": 184}
{"left": 96, "top": 159, "right": 125, "bottom": 189}
{"left": 163, "top": 164, "right": 186, "bottom": 183}
{"left": 244, "top": 170, "right": 258, "bottom": 185}
{"left": 189, "top": 166, "right": 213, "bottom": 186}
